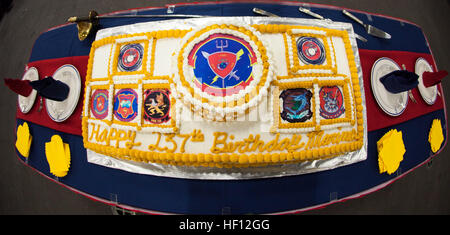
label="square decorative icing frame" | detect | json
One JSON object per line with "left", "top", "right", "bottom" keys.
{"left": 272, "top": 75, "right": 358, "bottom": 133}
{"left": 316, "top": 77, "right": 355, "bottom": 130}
{"left": 82, "top": 33, "right": 187, "bottom": 156}
{"left": 284, "top": 28, "right": 337, "bottom": 77}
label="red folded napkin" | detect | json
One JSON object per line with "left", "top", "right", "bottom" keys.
{"left": 4, "top": 78, "right": 33, "bottom": 97}
{"left": 423, "top": 70, "right": 448, "bottom": 87}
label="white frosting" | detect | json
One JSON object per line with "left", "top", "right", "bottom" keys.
{"left": 286, "top": 33, "right": 294, "bottom": 70}
{"left": 112, "top": 74, "right": 145, "bottom": 83}
{"left": 136, "top": 82, "right": 143, "bottom": 127}
{"left": 153, "top": 38, "right": 181, "bottom": 76}
{"left": 91, "top": 44, "right": 111, "bottom": 79}
{"left": 107, "top": 84, "right": 114, "bottom": 122}
{"left": 313, "top": 83, "right": 321, "bottom": 129}
{"left": 277, "top": 75, "right": 346, "bottom": 83}
{"left": 291, "top": 28, "right": 327, "bottom": 35}
{"left": 346, "top": 82, "right": 356, "bottom": 121}
{"left": 146, "top": 38, "right": 153, "bottom": 73}
{"left": 142, "top": 79, "right": 170, "bottom": 84}
{"left": 332, "top": 36, "right": 350, "bottom": 76}
{"left": 83, "top": 85, "right": 91, "bottom": 116}
{"left": 108, "top": 43, "right": 116, "bottom": 76}
{"left": 115, "top": 35, "right": 148, "bottom": 43}
{"left": 260, "top": 34, "right": 287, "bottom": 76}
{"left": 327, "top": 37, "right": 336, "bottom": 69}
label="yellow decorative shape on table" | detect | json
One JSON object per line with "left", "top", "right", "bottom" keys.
{"left": 16, "top": 122, "right": 32, "bottom": 158}
{"left": 377, "top": 129, "right": 405, "bottom": 175}
{"left": 45, "top": 135, "right": 71, "bottom": 177}
{"left": 429, "top": 119, "right": 444, "bottom": 153}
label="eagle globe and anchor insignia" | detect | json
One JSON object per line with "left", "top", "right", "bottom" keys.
{"left": 297, "top": 37, "right": 326, "bottom": 65}
{"left": 187, "top": 33, "right": 257, "bottom": 97}
{"left": 280, "top": 88, "right": 313, "bottom": 123}
{"left": 118, "top": 43, "right": 144, "bottom": 72}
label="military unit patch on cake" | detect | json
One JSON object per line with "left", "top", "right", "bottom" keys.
{"left": 143, "top": 89, "right": 171, "bottom": 124}
{"left": 81, "top": 17, "right": 366, "bottom": 174}
{"left": 114, "top": 88, "right": 138, "bottom": 122}
{"left": 280, "top": 88, "right": 313, "bottom": 123}
{"left": 319, "top": 86, "right": 345, "bottom": 119}
{"left": 90, "top": 89, "right": 108, "bottom": 119}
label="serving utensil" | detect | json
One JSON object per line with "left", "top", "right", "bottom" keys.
{"left": 298, "top": 7, "right": 367, "bottom": 42}
{"left": 342, "top": 9, "right": 391, "bottom": 39}
{"left": 252, "top": 8, "right": 280, "bottom": 17}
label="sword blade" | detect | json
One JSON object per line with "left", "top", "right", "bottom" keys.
{"left": 98, "top": 14, "right": 209, "bottom": 19}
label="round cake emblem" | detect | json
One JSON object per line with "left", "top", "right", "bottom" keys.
{"left": 296, "top": 37, "right": 326, "bottom": 65}
{"left": 187, "top": 33, "right": 257, "bottom": 97}
{"left": 113, "top": 89, "right": 138, "bottom": 122}
{"left": 118, "top": 43, "right": 144, "bottom": 71}
{"left": 174, "top": 23, "right": 273, "bottom": 120}
{"left": 91, "top": 89, "right": 108, "bottom": 119}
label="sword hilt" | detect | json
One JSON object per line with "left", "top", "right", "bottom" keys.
{"left": 67, "top": 10, "right": 98, "bottom": 23}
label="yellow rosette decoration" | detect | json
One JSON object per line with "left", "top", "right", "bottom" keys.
{"left": 377, "top": 129, "right": 405, "bottom": 175}
{"left": 429, "top": 119, "right": 444, "bottom": 153}
{"left": 45, "top": 135, "right": 71, "bottom": 177}
{"left": 16, "top": 122, "right": 32, "bottom": 158}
